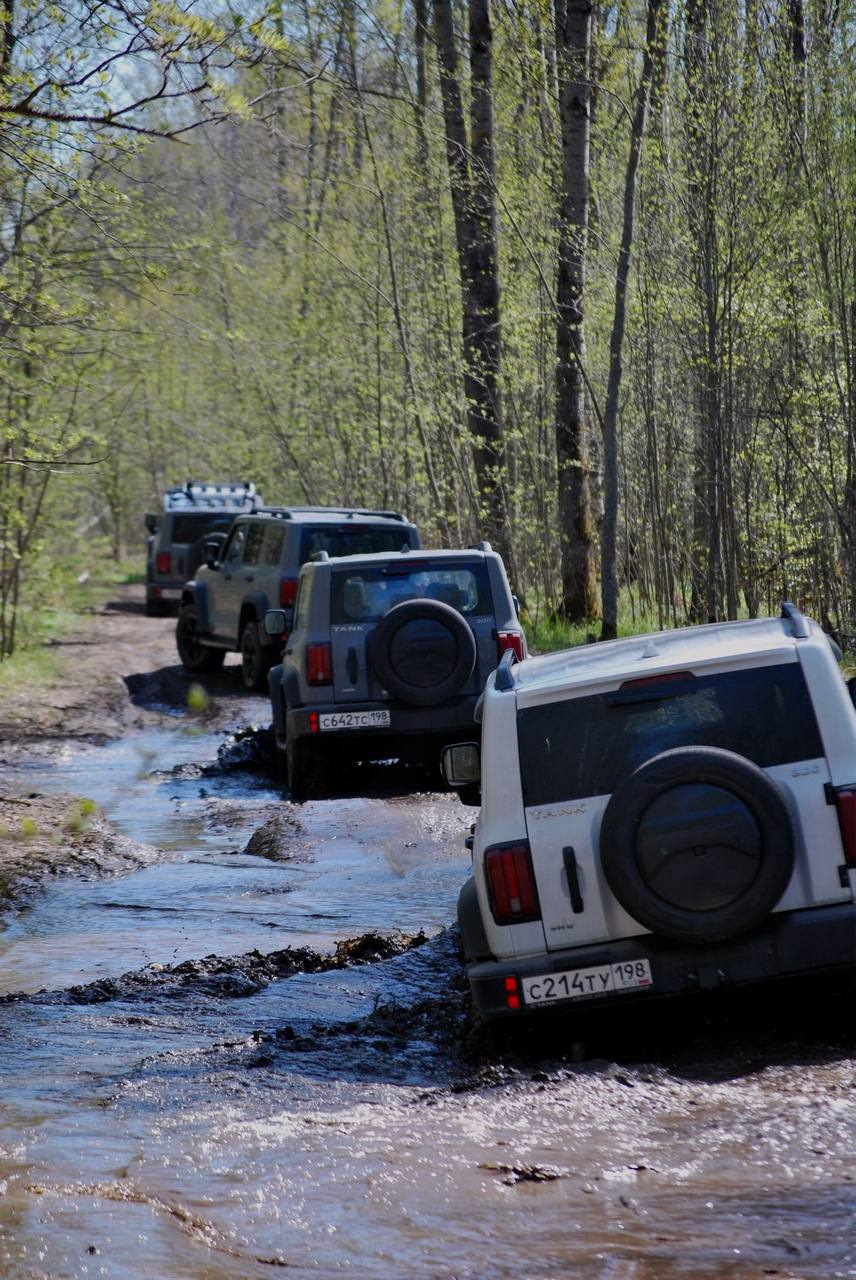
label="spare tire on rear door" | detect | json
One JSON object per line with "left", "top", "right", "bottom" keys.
{"left": 599, "top": 746, "right": 794, "bottom": 945}
{"left": 368, "top": 598, "right": 476, "bottom": 707}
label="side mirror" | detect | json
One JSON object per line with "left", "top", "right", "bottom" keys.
{"left": 848, "top": 676, "right": 856, "bottom": 711}
{"left": 144, "top": 513, "right": 158, "bottom": 533}
{"left": 203, "top": 533, "right": 227, "bottom": 569}
{"left": 441, "top": 742, "right": 480, "bottom": 788}
{"left": 264, "top": 609, "right": 288, "bottom": 637}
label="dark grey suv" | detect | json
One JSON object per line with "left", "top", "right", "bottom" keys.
{"left": 145, "top": 482, "right": 260, "bottom": 616}
{"left": 265, "top": 544, "right": 525, "bottom": 799}
{"left": 176, "top": 507, "right": 419, "bottom": 691}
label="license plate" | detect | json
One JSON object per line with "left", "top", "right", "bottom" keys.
{"left": 318, "top": 710, "right": 391, "bottom": 731}
{"left": 159, "top": 588, "right": 182, "bottom": 599}
{"left": 522, "top": 959, "right": 652, "bottom": 1007}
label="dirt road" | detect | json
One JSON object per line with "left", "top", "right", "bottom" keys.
{"left": 0, "top": 587, "right": 854, "bottom": 1279}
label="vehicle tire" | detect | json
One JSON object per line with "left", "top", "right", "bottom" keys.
{"left": 287, "top": 737, "right": 324, "bottom": 803}
{"left": 368, "top": 598, "right": 476, "bottom": 707}
{"left": 240, "top": 620, "right": 271, "bottom": 692}
{"left": 599, "top": 746, "right": 795, "bottom": 946}
{"left": 175, "top": 605, "right": 226, "bottom": 673}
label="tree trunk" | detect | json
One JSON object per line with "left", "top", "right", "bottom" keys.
{"left": 600, "top": 0, "right": 663, "bottom": 639}
{"left": 554, "top": 0, "right": 598, "bottom": 621}
{"left": 432, "top": 0, "right": 509, "bottom": 561}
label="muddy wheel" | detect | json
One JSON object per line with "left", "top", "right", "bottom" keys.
{"left": 240, "top": 620, "right": 270, "bottom": 692}
{"left": 176, "top": 605, "right": 225, "bottom": 673}
{"left": 288, "top": 738, "right": 324, "bottom": 802}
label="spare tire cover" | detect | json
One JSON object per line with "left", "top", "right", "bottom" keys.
{"left": 599, "top": 746, "right": 795, "bottom": 945}
{"left": 368, "top": 598, "right": 476, "bottom": 707}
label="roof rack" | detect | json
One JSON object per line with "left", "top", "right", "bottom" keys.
{"left": 164, "top": 481, "right": 260, "bottom": 513}
{"left": 781, "top": 601, "right": 811, "bottom": 639}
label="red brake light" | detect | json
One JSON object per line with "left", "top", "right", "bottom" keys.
{"left": 497, "top": 631, "right": 525, "bottom": 662}
{"left": 280, "top": 578, "right": 297, "bottom": 608}
{"left": 306, "top": 642, "right": 332, "bottom": 686}
{"left": 155, "top": 552, "right": 171, "bottom": 575}
{"left": 485, "top": 841, "right": 541, "bottom": 925}
{"left": 834, "top": 788, "right": 856, "bottom": 866}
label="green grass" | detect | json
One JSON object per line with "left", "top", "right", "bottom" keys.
{"left": 523, "top": 591, "right": 668, "bottom": 655}
{"left": 0, "top": 545, "right": 146, "bottom": 685}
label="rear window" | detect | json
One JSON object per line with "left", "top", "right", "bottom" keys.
{"left": 331, "top": 563, "right": 491, "bottom": 622}
{"left": 517, "top": 662, "right": 824, "bottom": 807}
{"left": 300, "top": 525, "right": 413, "bottom": 561}
{"left": 169, "top": 513, "right": 235, "bottom": 543}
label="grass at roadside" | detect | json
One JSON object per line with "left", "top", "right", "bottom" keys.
{"left": 523, "top": 593, "right": 668, "bottom": 654}
{"left": 0, "top": 548, "right": 144, "bottom": 690}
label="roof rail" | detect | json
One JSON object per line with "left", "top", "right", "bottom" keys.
{"left": 253, "top": 506, "right": 294, "bottom": 519}
{"left": 495, "top": 647, "right": 518, "bottom": 691}
{"left": 781, "top": 601, "right": 811, "bottom": 639}
{"left": 249, "top": 506, "right": 408, "bottom": 523}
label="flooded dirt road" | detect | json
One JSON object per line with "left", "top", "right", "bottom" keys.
{"left": 0, "top": 591, "right": 854, "bottom": 1279}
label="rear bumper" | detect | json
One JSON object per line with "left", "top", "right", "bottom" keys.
{"left": 467, "top": 902, "right": 856, "bottom": 1020}
{"left": 286, "top": 697, "right": 478, "bottom": 746}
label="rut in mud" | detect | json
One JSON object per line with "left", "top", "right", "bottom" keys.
{"left": 0, "top": 587, "right": 854, "bottom": 1280}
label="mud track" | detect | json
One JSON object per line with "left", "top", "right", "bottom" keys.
{"left": 0, "top": 584, "right": 854, "bottom": 1280}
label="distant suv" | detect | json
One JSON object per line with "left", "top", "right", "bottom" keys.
{"left": 266, "top": 544, "right": 525, "bottom": 799}
{"left": 176, "top": 507, "right": 420, "bottom": 691}
{"left": 447, "top": 603, "right": 856, "bottom": 1021}
{"left": 146, "top": 482, "right": 261, "bottom": 616}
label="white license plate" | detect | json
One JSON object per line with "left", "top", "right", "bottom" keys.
{"left": 318, "top": 710, "right": 391, "bottom": 732}
{"left": 522, "top": 959, "right": 653, "bottom": 1007}
{"left": 158, "top": 588, "right": 182, "bottom": 599}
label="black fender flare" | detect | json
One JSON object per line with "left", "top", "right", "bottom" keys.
{"left": 267, "top": 664, "right": 287, "bottom": 743}
{"left": 182, "top": 580, "right": 211, "bottom": 632}
{"left": 457, "top": 877, "right": 493, "bottom": 963}
{"left": 240, "top": 591, "right": 277, "bottom": 646}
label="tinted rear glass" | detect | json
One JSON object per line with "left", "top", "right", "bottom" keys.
{"left": 331, "top": 563, "right": 491, "bottom": 622}
{"left": 300, "top": 526, "right": 413, "bottom": 561}
{"left": 517, "top": 662, "right": 823, "bottom": 807}
{"left": 170, "top": 513, "right": 235, "bottom": 543}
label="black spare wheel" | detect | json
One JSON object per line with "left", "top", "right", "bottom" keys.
{"left": 368, "top": 598, "right": 476, "bottom": 706}
{"left": 599, "top": 746, "right": 794, "bottom": 945}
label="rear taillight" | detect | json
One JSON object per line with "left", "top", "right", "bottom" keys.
{"left": 484, "top": 840, "right": 541, "bottom": 925}
{"left": 280, "top": 577, "right": 297, "bottom": 608}
{"left": 497, "top": 631, "right": 525, "bottom": 662}
{"left": 155, "top": 552, "right": 171, "bottom": 575}
{"left": 834, "top": 788, "right": 856, "bottom": 866}
{"left": 306, "top": 642, "right": 332, "bottom": 686}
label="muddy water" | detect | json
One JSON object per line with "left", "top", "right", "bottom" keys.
{"left": 1, "top": 709, "right": 855, "bottom": 1278}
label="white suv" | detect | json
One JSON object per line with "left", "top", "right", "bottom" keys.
{"left": 446, "top": 604, "right": 856, "bottom": 1020}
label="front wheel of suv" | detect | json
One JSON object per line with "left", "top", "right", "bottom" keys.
{"left": 176, "top": 605, "right": 226, "bottom": 673}
{"left": 240, "top": 620, "right": 272, "bottom": 692}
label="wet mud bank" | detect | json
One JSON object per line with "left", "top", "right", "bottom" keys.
{"left": 0, "top": 792, "right": 158, "bottom": 909}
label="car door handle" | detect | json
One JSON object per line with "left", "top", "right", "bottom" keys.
{"left": 562, "top": 846, "right": 584, "bottom": 914}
